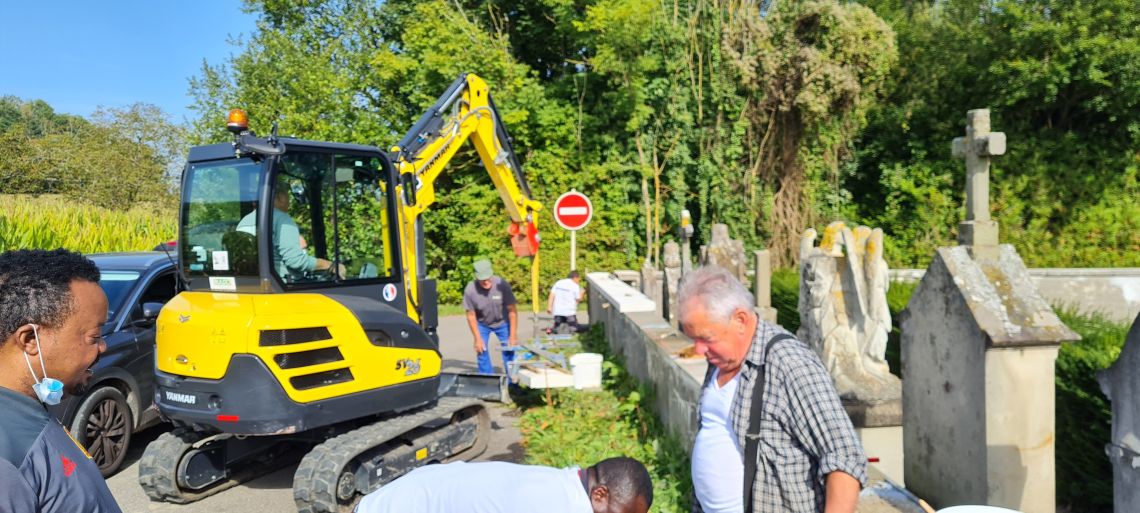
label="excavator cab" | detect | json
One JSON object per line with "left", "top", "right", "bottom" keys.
{"left": 179, "top": 144, "right": 397, "bottom": 293}
{"left": 143, "top": 73, "right": 536, "bottom": 512}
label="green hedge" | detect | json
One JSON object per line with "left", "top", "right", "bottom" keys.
{"left": 1054, "top": 310, "right": 1128, "bottom": 513}
{"left": 773, "top": 268, "right": 1126, "bottom": 511}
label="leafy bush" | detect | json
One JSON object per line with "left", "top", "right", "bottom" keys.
{"left": 0, "top": 195, "right": 176, "bottom": 253}
{"left": 518, "top": 325, "right": 692, "bottom": 513}
{"left": 1054, "top": 310, "right": 1128, "bottom": 513}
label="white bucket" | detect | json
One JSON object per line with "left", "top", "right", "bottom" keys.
{"left": 569, "top": 353, "right": 603, "bottom": 390}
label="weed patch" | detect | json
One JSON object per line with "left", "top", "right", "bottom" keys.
{"left": 517, "top": 325, "right": 692, "bottom": 512}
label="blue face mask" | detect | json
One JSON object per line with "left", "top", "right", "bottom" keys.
{"left": 25, "top": 325, "right": 64, "bottom": 406}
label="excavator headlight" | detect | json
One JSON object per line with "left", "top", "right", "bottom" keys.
{"left": 226, "top": 109, "right": 250, "bottom": 134}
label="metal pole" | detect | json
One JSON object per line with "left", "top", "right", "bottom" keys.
{"left": 570, "top": 229, "right": 577, "bottom": 270}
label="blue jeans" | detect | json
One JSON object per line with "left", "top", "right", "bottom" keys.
{"left": 476, "top": 322, "right": 515, "bottom": 377}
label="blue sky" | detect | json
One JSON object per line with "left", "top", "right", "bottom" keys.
{"left": 0, "top": 2, "right": 258, "bottom": 124}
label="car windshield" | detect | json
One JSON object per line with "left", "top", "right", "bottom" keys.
{"left": 99, "top": 271, "right": 141, "bottom": 321}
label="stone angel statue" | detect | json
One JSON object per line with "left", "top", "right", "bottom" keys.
{"left": 798, "top": 222, "right": 900, "bottom": 403}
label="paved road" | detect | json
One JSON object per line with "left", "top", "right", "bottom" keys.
{"left": 108, "top": 312, "right": 563, "bottom": 512}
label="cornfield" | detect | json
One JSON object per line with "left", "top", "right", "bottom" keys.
{"left": 0, "top": 195, "right": 177, "bottom": 253}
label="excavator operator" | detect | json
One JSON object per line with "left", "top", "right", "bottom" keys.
{"left": 236, "top": 182, "right": 342, "bottom": 281}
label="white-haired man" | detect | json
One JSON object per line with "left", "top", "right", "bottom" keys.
{"left": 678, "top": 266, "right": 866, "bottom": 513}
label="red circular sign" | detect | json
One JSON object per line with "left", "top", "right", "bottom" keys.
{"left": 553, "top": 191, "right": 593, "bottom": 231}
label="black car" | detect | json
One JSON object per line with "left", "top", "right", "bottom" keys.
{"left": 48, "top": 252, "right": 181, "bottom": 476}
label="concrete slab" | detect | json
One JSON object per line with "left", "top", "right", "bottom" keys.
{"left": 518, "top": 367, "right": 575, "bottom": 388}
{"left": 587, "top": 271, "right": 656, "bottom": 312}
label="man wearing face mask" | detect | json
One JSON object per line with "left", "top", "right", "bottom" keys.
{"left": 0, "top": 249, "right": 122, "bottom": 513}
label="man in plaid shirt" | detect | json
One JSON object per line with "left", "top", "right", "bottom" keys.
{"left": 678, "top": 266, "right": 866, "bottom": 513}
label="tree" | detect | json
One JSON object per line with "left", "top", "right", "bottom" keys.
{"left": 853, "top": 0, "right": 1140, "bottom": 268}
{"left": 0, "top": 98, "right": 184, "bottom": 211}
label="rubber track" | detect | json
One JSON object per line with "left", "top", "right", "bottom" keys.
{"left": 293, "top": 397, "right": 485, "bottom": 513}
{"left": 138, "top": 427, "right": 277, "bottom": 504}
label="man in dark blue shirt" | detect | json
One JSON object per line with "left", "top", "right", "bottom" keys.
{"left": 0, "top": 249, "right": 121, "bottom": 513}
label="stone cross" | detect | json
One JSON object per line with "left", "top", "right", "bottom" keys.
{"left": 951, "top": 109, "right": 1006, "bottom": 250}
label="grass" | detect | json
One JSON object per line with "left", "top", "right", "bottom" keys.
{"left": 438, "top": 304, "right": 468, "bottom": 317}
{"left": 516, "top": 325, "right": 692, "bottom": 513}
{"left": 0, "top": 195, "right": 176, "bottom": 253}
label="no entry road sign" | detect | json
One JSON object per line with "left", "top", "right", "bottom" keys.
{"left": 553, "top": 191, "right": 593, "bottom": 231}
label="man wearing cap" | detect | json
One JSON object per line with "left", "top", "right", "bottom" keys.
{"left": 463, "top": 259, "right": 518, "bottom": 375}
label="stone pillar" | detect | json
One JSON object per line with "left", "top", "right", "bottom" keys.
{"left": 1097, "top": 313, "right": 1140, "bottom": 513}
{"left": 679, "top": 209, "right": 694, "bottom": 276}
{"left": 753, "top": 249, "right": 777, "bottom": 323}
{"left": 641, "top": 260, "right": 662, "bottom": 317}
{"left": 663, "top": 241, "right": 682, "bottom": 322}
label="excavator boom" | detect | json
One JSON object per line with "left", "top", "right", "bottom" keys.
{"left": 390, "top": 73, "right": 543, "bottom": 318}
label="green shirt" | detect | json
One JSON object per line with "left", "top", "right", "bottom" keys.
{"left": 236, "top": 209, "right": 317, "bottom": 280}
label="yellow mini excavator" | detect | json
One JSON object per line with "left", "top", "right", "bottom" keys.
{"left": 138, "top": 73, "right": 542, "bottom": 512}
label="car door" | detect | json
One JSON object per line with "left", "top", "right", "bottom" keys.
{"left": 121, "top": 270, "right": 179, "bottom": 428}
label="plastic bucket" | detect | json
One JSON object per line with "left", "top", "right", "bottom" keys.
{"left": 569, "top": 353, "right": 603, "bottom": 390}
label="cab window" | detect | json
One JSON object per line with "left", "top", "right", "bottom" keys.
{"left": 181, "top": 159, "right": 263, "bottom": 279}
{"left": 274, "top": 151, "right": 392, "bottom": 286}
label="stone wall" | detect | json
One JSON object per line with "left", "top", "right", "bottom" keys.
{"left": 891, "top": 268, "right": 1140, "bottom": 323}
{"left": 586, "top": 272, "right": 707, "bottom": 445}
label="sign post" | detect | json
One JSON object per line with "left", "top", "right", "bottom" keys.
{"left": 553, "top": 190, "right": 593, "bottom": 270}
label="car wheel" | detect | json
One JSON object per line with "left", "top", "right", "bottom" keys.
{"left": 70, "top": 386, "right": 134, "bottom": 477}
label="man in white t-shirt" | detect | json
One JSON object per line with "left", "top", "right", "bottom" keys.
{"left": 679, "top": 266, "right": 865, "bottom": 513}
{"left": 354, "top": 457, "right": 653, "bottom": 513}
{"left": 547, "top": 270, "right": 585, "bottom": 334}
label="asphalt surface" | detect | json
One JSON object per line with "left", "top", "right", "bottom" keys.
{"left": 108, "top": 312, "right": 563, "bottom": 512}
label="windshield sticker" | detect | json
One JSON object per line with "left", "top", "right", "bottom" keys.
{"left": 209, "top": 276, "right": 237, "bottom": 291}
{"left": 212, "top": 250, "right": 230, "bottom": 271}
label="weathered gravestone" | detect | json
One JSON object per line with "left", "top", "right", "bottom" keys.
{"left": 703, "top": 223, "right": 749, "bottom": 286}
{"left": 799, "top": 221, "right": 898, "bottom": 402}
{"left": 640, "top": 260, "right": 664, "bottom": 318}
{"left": 901, "top": 109, "right": 1079, "bottom": 512}
{"left": 699, "top": 223, "right": 776, "bottom": 322}
{"left": 799, "top": 221, "right": 904, "bottom": 483}
{"left": 1097, "top": 312, "right": 1140, "bottom": 513}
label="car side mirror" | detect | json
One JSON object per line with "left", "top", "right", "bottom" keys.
{"left": 141, "top": 302, "right": 165, "bottom": 323}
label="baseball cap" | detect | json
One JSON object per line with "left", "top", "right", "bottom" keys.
{"left": 473, "top": 259, "right": 493, "bottom": 280}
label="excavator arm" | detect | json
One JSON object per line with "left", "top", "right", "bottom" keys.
{"left": 390, "top": 73, "right": 543, "bottom": 326}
